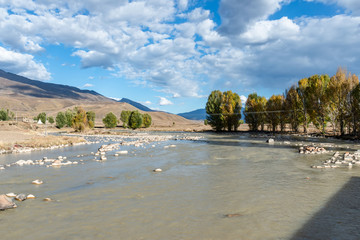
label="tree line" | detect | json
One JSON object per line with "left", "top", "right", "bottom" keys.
{"left": 206, "top": 67, "right": 360, "bottom": 136}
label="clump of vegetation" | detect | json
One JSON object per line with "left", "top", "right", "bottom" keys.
{"left": 237, "top": 67, "right": 360, "bottom": 136}
{"left": 142, "top": 113, "right": 152, "bottom": 128}
{"left": 55, "top": 112, "right": 66, "bottom": 128}
{"left": 120, "top": 110, "right": 152, "bottom": 129}
{"left": 103, "top": 112, "right": 118, "bottom": 128}
{"left": 47, "top": 116, "right": 54, "bottom": 124}
{"left": 35, "top": 112, "right": 47, "bottom": 124}
{"left": 128, "top": 111, "right": 143, "bottom": 129}
{"left": 120, "top": 110, "right": 131, "bottom": 128}
{"left": 55, "top": 108, "right": 95, "bottom": 131}
{"left": 206, "top": 90, "right": 242, "bottom": 132}
{"left": 0, "top": 109, "right": 14, "bottom": 121}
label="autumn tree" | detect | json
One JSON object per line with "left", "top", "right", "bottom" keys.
{"left": 284, "top": 86, "right": 303, "bottom": 132}
{"left": 142, "top": 113, "right": 152, "bottom": 128}
{"left": 72, "top": 107, "right": 90, "bottom": 132}
{"left": 244, "top": 93, "right": 267, "bottom": 131}
{"left": 297, "top": 78, "right": 310, "bottom": 133}
{"left": 306, "top": 74, "right": 330, "bottom": 134}
{"left": 221, "top": 91, "right": 242, "bottom": 131}
{"left": 266, "top": 95, "right": 284, "bottom": 132}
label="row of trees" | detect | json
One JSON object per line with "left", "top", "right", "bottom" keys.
{"left": 119, "top": 110, "right": 152, "bottom": 129}
{"left": 242, "top": 67, "right": 360, "bottom": 135}
{"left": 56, "top": 107, "right": 95, "bottom": 131}
{"left": 205, "top": 90, "right": 242, "bottom": 131}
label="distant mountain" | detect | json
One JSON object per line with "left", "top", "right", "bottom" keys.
{"left": 178, "top": 108, "right": 206, "bottom": 120}
{"left": 118, "top": 98, "right": 154, "bottom": 112}
{"left": 0, "top": 69, "right": 110, "bottom": 101}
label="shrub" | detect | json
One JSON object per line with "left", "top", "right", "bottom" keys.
{"left": 47, "top": 116, "right": 54, "bottom": 124}
{"left": 0, "top": 109, "right": 14, "bottom": 121}
{"left": 36, "top": 112, "right": 47, "bottom": 124}
{"left": 120, "top": 110, "right": 131, "bottom": 128}
{"left": 128, "top": 111, "right": 143, "bottom": 129}
{"left": 103, "top": 112, "right": 118, "bottom": 128}
{"left": 72, "top": 107, "right": 89, "bottom": 132}
{"left": 142, "top": 113, "right": 152, "bottom": 128}
{"left": 56, "top": 112, "right": 66, "bottom": 128}
{"left": 86, "top": 111, "right": 95, "bottom": 129}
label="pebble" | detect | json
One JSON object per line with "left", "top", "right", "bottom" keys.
{"left": 6, "top": 193, "right": 16, "bottom": 197}
{"left": 0, "top": 194, "right": 17, "bottom": 210}
{"left": 15, "top": 193, "right": 27, "bottom": 201}
{"left": 43, "top": 198, "right": 52, "bottom": 201}
{"left": 32, "top": 179, "right": 43, "bottom": 185}
{"left": 26, "top": 194, "right": 35, "bottom": 199}
{"left": 153, "top": 168, "right": 162, "bottom": 172}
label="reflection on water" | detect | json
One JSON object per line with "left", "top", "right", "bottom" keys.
{"left": 0, "top": 132, "right": 360, "bottom": 240}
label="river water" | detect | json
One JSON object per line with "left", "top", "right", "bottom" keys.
{"left": 1, "top": 132, "right": 360, "bottom": 240}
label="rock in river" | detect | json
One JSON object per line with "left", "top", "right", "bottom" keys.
{"left": 15, "top": 193, "right": 27, "bottom": 201}
{"left": 0, "top": 194, "right": 17, "bottom": 210}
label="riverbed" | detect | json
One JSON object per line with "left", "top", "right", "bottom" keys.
{"left": 1, "top": 132, "right": 360, "bottom": 240}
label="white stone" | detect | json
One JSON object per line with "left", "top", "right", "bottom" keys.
{"left": 153, "top": 168, "right": 162, "bottom": 172}
{"left": 26, "top": 194, "right": 35, "bottom": 199}
{"left": 32, "top": 179, "right": 43, "bottom": 185}
{"left": 5, "top": 193, "right": 16, "bottom": 197}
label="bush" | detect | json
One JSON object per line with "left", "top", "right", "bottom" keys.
{"left": 72, "top": 107, "right": 89, "bottom": 132}
{"left": 65, "top": 109, "right": 75, "bottom": 127}
{"left": 56, "top": 112, "right": 66, "bottom": 128}
{"left": 142, "top": 113, "right": 152, "bottom": 128}
{"left": 86, "top": 111, "right": 95, "bottom": 129}
{"left": 120, "top": 110, "right": 131, "bottom": 128}
{"left": 47, "top": 116, "right": 54, "bottom": 124}
{"left": 128, "top": 111, "right": 143, "bottom": 129}
{"left": 36, "top": 112, "right": 47, "bottom": 124}
{"left": 0, "top": 109, "right": 14, "bottom": 121}
{"left": 103, "top": 112, "right": 118, "bottom": 128}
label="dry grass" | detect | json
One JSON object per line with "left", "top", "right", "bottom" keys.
{"left": 0, "top": 135, "right": 86, "bottom": 150}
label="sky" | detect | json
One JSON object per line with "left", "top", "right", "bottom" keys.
{"left": 0, "top": 0, "right": 360, "bottom": 114}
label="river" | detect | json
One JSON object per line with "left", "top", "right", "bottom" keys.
{"left": 1, "top": 132, "right": 360, "bottom": 240}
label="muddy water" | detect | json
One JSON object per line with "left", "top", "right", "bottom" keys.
{"left": 1, "top": 132, "right": 360, "bottom": 240}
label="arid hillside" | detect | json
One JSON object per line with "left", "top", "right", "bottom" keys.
{"left": 0, "top": 70, "right": 204, "bottom": 129}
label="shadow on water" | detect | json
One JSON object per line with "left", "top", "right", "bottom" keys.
{"left": 291, "top": 177, "right": 360, "bottom": 240}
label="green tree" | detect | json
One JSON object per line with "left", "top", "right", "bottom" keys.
{"left": 0, "top": 109, "right": 14, "bottom": 121}
{"left": 120, "top": 110, "right": 132, "bottom": 128}
{"left": 142, "top": 113, "right": 152, "bottom": 128}
{"left": 206, "top": 90, "right": 224, "bottom": 131}
{"left": 128, "top": 111, "right": 143, "bottom": 129}
{"left": 103, "top": 112, "right": 118, "bottom": 128}
{"left": 55, "top": 112, "right": 66, "bottom": 129}
{"left": 47, "top": 116, "right": 54, "bottom": 124}
{"left": 36, "top": 112, "right": 46, "bottom": 124}
{"left": 65, "top": 109, "right": 75, "bottom": 127}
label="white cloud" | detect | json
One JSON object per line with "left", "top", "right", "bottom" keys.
{"left": 240, "top": 95, "right": 247, "bottom": 106}
{"left": 158, "top": 97, "right": 173, "bottom": 106}
{"left": 0, "top": 46, "right": 50, "bottom": 80}
{"left": 82, "top": 83, "right": 94, "bottom": 88}
{"left": 143, "top": 101, "right": 152, "bottom": 105}
{"left": 218, "top": 0, "right": 288, "bottom": 35}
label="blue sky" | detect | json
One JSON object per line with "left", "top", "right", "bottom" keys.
{"left": 0, "top": 0, "right": 360, "bottom": 114}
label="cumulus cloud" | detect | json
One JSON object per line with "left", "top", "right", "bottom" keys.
{"left": 218, "top": 0, "right": 287, "bottom": 35}
{"left": 158, "top": 97, "right": 173, "bottom": 106}
{"left": 2, "top": 0, "right": 360, "bottom": 100}
{"left": 0, "top": 46, "right": 50, "bottom": 80}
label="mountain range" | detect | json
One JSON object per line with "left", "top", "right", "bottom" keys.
{"left": 0, "top": 69, "right": 199, "bottom": 128}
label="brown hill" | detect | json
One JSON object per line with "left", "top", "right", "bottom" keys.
{"left": 0, "top": 70, "right": 204, "bottom": 130}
